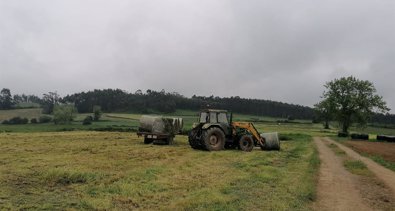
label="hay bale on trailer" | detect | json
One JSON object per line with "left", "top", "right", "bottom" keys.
{"left": 137, "top": 115, "right": 183, "bottom": 145}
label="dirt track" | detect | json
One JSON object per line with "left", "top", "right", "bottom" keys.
{"left": 314, "top": 137, "right": 395, "bottom": 211}
{"left": 313, "top": 137, "right": 372, "bottom": 211}
{"left": 324, "top": 137, "right": 395, "bottom": 194}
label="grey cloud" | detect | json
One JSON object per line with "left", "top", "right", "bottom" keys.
{"left": 0, "top": 0, "right": 394, "bottom": 111}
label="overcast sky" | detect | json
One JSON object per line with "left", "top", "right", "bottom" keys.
{"left": 0, "top": 0, "right": 394, "bottom": 111}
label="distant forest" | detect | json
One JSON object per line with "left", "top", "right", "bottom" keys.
{"left": 1, "top": 88, "right": 395, "bottom": 124}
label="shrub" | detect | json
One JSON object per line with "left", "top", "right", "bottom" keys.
{"left": 2, "top": 117, "right": 28, "bottom": 124}
{"left": 39, "top": 115, "right": 52, "bottom": 123}
{"left": 30, "top": 118, "right": 38, "bottom": 124}
{"left": 93, "top": 105, "right": 102, "bottom": 121}
{"left": 83, "top": 116, "right": 93, "bottom": 125}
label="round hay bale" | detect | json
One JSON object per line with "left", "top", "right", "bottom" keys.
{"left": 260, "top": 132, "right": 280, "bottom": 151}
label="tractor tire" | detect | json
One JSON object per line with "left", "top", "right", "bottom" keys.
{"left": 144, "top": 137, "right": 153, "bottom": 144}
{"left": 239, "top": 135, "right": 254, "bottom": 152}
{"left": 202, "top": 127, "right": 225, "bottom": 151}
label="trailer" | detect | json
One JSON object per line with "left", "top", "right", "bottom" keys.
{"left": 137, "top": 131, "right": 174, "bottom": 145}
{"left": 137, "top": 115, "right": 183, "bottom": 145}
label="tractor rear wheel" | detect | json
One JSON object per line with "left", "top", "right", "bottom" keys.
{"left": 202, "top": 127, "right": 225, "bottom": 151}
{"left": 239, "top": 135, "right": 254, "bottom": 152}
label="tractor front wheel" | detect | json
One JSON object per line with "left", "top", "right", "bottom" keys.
{"left": 239, "top": 135, "right": 254, "bottom": 152}
{"left": 203, "top": 127, "right": 225, "bottom": 151}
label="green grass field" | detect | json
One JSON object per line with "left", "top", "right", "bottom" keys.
{"left": 1, "top": 108, "right": 394, "bottom": 210}
{"left": 0, "top": 132, "right": 318, "bottom": 210}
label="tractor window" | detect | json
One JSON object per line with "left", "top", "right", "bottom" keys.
{"left": 210, "top": 112, "right": 217, "bottom": 123}
{"left": 218, "top": 113, "right": 228, "bottom": 124}
{"left": 199, "top": 112, "right": 208, "bottom": 123}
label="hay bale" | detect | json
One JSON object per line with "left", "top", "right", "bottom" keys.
{"left": 377, "top": 135, "right": 386, "bottom": 141}
{"left": 261, "top": 132, "right": 280, "bottom": 150}
{"left": 139, "top": 115, "right": 183, "bottom": 134}
{"left": 351, "top": 133, "right": 369, "bottom": 140}
{"left": 338, "top": 132, "right": 349, "bottom": 137}
{"left": 377, "top": 135, "right": 395, "bottom": 142}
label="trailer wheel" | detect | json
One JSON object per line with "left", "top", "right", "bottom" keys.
{"left": 144, "top": 137, "right": 153, "bottom": 144}
{"left": 239, "top": 135, "right": 254, "bottom": 152}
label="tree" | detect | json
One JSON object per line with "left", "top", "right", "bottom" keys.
{"left": 314, "top": 99, "right": 335, "bottom": 129}
{"left": 0, "top": 88, "right": 14, "bottom": 109}
{"left": 41, "top": 92, "right": 60, "bottom": 114}
{"left": 53, "top": 105, "right": 77, "bottom": 124}
{"left": 318, "top": 76, "right": 389, "bottom": 134}
{"left": 93, "top": 105, "right": 102, "bottom": 121}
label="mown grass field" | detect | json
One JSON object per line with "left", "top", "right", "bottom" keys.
{"left": 1, "top": 108, "right": 394, "bottom": 210}
{"left": 0, "top": 132, "right": 318, "bottom": 210}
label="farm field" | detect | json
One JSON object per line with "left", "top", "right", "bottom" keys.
{"left": 0, "top": 108, "right": 42, "bottom": 121}
{"left": 1, "top": 108, "right": 395, "bottom": 210}
{"left": 0, "top": 132, "right": 318, "bottom": 210}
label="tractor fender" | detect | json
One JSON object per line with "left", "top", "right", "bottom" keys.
{"left": 202, "top": 124, "right": 227, "bottom": 135}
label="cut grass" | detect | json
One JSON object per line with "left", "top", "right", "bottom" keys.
{"left": 42, "top": 169, "right": 100, "bottom": 186}
{"left": 343, "top": 160, "right": 373, "bottom": 177}
{"left": 0, "top": 131, "right": 318, "bottom": 210}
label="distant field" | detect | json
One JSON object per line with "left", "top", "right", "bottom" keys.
{"left": 0, "top": 108, "right": 42, "bottom": 122}
{"left": 0, "top": 109, "right": 393, "bottom": 138}
{"left": 0, "top": 132, "right": 318, "bottom": 210}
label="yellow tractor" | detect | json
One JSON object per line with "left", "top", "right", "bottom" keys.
{"left": 188, "top": 109, "right": 280, "bottom": 151}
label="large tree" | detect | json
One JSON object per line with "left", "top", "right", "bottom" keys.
{"left": 318, "top": 76, "right": 389, "bottom": 134}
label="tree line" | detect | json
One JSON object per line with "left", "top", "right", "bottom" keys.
{"left": 62, "top": 89, "right": 315, "bottom": 119}
{"left": 1, "top": 87, "right": 394, "bottom": 125}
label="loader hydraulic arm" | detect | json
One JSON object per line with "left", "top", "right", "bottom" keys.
{"left": 231, "top": 122, "right": 265, "bottom": 146}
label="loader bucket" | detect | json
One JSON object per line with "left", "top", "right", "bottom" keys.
{"left": 260, "top": 132, "right": 280, "bottom": 150}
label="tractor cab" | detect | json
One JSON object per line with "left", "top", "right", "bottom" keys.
{"left": 198, "top": 109, "right": 230, "bottom": 124}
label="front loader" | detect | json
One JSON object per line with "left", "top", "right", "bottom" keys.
{"left": 188, "top": 109, "right": 280, "bottom": 151}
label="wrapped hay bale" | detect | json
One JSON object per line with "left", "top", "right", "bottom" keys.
{"left": 351, "top": 133, "right": 369, "bottom": 140}
{"left": 260, "top": 132, "right": 280, "bottom": 150}
{"left": 139, "top": 115, "right": 183, "bottom": 134}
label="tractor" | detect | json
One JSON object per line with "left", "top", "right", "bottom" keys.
{"left": 188, "top": 109, "right": 280, "bottom": 151}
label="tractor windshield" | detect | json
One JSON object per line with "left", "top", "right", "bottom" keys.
{"left": 218, "top": 112, "right": 228, "bottom": 124}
